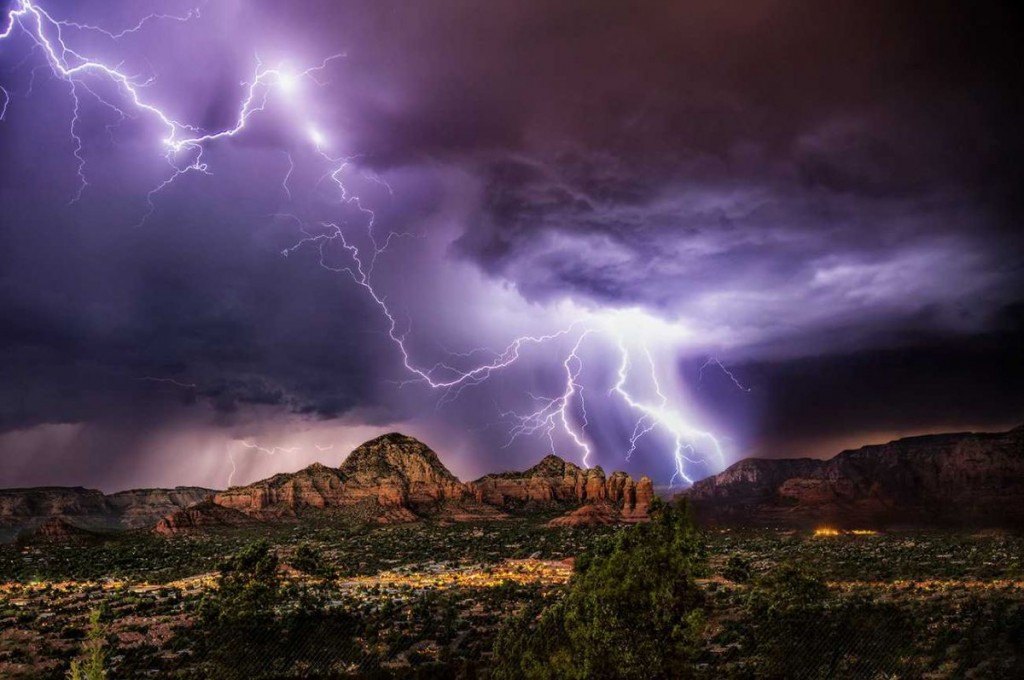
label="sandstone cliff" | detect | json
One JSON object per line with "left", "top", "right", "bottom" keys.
{"left": 2, "top": 434, "right": 659, "bottom": 540}
{"left": 685, "top": 426, "right": 1024, "bottom": 528}
{"left": 183, "top": 437, "right": 651, "bottom": 529}
{"left": 208, "top": 434, "right": 499, "bottom": 524}
{"left": 470, "top": 454, "right": 654, "bottom": 523}
{"left": 339, "top": 433, "right": 467, "bottom": 510}
{"left": 213, "top": 463, "right": 351, "bottom": 518}
{"left": 0, "top": 486, "right": 214, "bottom": 541}
{"left": 154, "top": 500, "right": 260, "bottom": 536}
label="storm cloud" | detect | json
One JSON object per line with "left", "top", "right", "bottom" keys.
{"left": 1, "top": 0, "right": 1022, "bottom": 489}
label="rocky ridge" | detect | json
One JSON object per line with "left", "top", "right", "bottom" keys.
{"left": 0, "top": 486, "right": 214, "bottom": 542}
{"left": 153, "top": 500, "right": 260, "bottom": 536}
{"left": 24, "top": 517, "right": 100, "bottom": 542}
{"left": 685, "top": 426, "right": 1024, "bottom": 528}
{"left": 470, "top": 454, "right": 654, "bottom": 525}
{"left": 0, "top": 433, "right": 657, "bottom": 539}
{"left": 187, "top": 436, "right": 638, "bottom": 532}
{"left": 208, "top": 434, "right": 503, "bottom": 527}
{"left": 163, "top": 434, "right": 652, "bottom": 533}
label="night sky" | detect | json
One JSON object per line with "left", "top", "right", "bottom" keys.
{"left": 1, "top": 0, "right": 1022, "bottom": 491}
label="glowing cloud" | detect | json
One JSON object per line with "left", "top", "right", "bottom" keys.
{"left": 1, "top": 0, "right": 732, "bottom": 484}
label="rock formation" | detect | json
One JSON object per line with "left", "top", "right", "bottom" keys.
{"left": 1, "top": 434, "right": 657, "bottom": 540}
{"left": 208, "top": 434, "right": 501, "bottom": 524}
{"left": 22, "top": 517, "right": 99, "bottom": 542}
{"left": 0, "top": 486, "right": 214, "bottom": 542}
{"left": 213, "top": 463, "right": 351, "bottom": 518}
{"left": 338, "top": 433, "right": 467, "bottom": 510}
{"left": 198, "top": 437, "right": 651, "bottom": 529}
{"left": 685, "top": 425, "right": 1024, "bottom": 528}
{"left": 547, "top": 503, "right": 620, "bottom": 526}
{"left": 470, "top": 454, "right": 654, "bottom": 524}
{"left": 153, "top": 500, "right": 260, "bottom": 536}
{"left": 106, "top": 487, "right": 220, "bottom": 526}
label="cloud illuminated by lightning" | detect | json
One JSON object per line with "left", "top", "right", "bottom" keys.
{"left": 1, "top": 0, "right": 342, "bottom": 214}
{"left": 227, "top": 439, "right": 299, "bottom": 487}
{"left": 1, "top": 0, "right": 730, "bottom": 485}
{"left": 501, "top": 330, "right": 594, "bottom": 465}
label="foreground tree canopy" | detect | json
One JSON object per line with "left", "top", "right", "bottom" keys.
{"left": 493, "top": 498, "right": 708, "bottom": 680}
{"left": 193, "top": 540, "right": 359, "bottom": 680}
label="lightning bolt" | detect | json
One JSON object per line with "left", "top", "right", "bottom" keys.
{"left": 281, "top": 152, "right": 295, "bottom": 201}
{"left": 611, "top": 339, "right": 725, "bottom": 485}
{"left": 501, "top": 330, "right": 594, "bottom": 465}
{"left": 2, "top": 0, "right": 730, "bottom": 485}
{"left": 41, "top": 7, "right": 201, "bottom": 41}
{"left": 139, "top": 376, "right": 198, "bottom": 390}
{"left": 1, "top": 0, "right": 342, "bottom": 215}
{"left": 699, "top": 357, "right": 752, "bottom": 392}
{"left": 228, "top": 440, "right": 300, "bottom": 487}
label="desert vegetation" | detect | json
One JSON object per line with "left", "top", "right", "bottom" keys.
{"left": 2, "top": 506, "right": 1022, "bottom": 678}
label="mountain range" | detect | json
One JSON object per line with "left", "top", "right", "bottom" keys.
{"left": 684, "top": 425, "right": 1024, "bottom": 529}
{"left": 4, "top": 425, "right": 1022, "bottom": 541}
{"left": 0, "top": 486, "right": 214, "bottom": 542}
{"left": 3, "top": 433, "right": 654, "bottom": 540}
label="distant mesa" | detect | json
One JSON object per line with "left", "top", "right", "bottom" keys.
{"left": 547, "top": 504, "right": 621, "bottom": 527}
{"left": 206, "top": 433, "right": 507, "bottom": 529}
{"left": 684, "top": 425, "right": 1024, "bottom": 529}
{"left": 471, "top": 454, "right": 654, "bottom": 525}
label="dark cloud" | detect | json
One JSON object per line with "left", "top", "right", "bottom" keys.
{"left": 1, "top": 0, "right": 1022, "bottom": 488}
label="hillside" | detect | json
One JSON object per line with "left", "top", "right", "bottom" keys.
{"left": 684, "top": 425, "right": 1024, "bottom": 528}
{"left": 0, "top": 486, "right": 214, "bottom": 542}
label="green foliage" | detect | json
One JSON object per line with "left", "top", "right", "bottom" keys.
{"left": 67, "top": 609, "right": 107, "bottom": 680}
{"left": 291, "top": 542, "right": 337, "bottom": 579}
{"left": 205, "top": 539, "right": 282, "bottom": 621}
{"left": 722, "top": 555, "right": 752, "bottom": 584}
{"left": 493, "top": 498, "right": 708, "bottom": 679}
{"left": 193, "top": 539, "right": 358, "bottom": 679}
{"left": 930, "top": 592, "right": 1024, "bottom": 677}
{"left": 9, "top": 519, "right": 1024, "bottom": 677}
{"left": 743, "top": 563, "right": 914, "bottom": 678}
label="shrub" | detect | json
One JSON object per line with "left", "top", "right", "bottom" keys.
{"left": 493, "top": 498, "right": 708, "bottom": 680}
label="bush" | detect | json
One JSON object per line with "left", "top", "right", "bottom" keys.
{"left": 743, "top": 563, "right": 914, "bottom": 678}
{"left": 190, "top": 540, "right": 359, "bottom": 679}
{"left": 493, "top": 498, "right": 708, "bottom": 680}
{"left": 291, "top": 542, "right": 336, "bottom": 579}
{"left": 722, "top": 555, "right": 752, "bottom": 584}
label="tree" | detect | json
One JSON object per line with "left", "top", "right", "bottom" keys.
{"left": 744, "top": 563, "right": 914, "bottom": 678}
{"left": 291, "top": 542, "right": 337, "bottom": 579}
{"left": 193, "top": 540, "right": 359, "bottom": 679}
{"left": 493, "top": 498, "right": 709, "bottom": 680}
{"left": 67, "top": 609, "right": 107, "bottom": 680}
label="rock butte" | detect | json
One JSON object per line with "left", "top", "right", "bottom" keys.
{"left": 170, "top": 433, "right": 655, "bottom": 533}
{"left": 7, "top": 425, "right": 1021, "bottom": 539}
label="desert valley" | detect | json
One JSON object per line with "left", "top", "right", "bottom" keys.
{"left": 1, "top": 428, "right": 1022, "bottom": 678}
